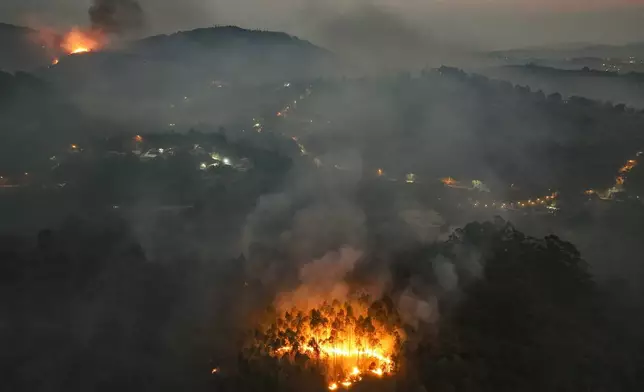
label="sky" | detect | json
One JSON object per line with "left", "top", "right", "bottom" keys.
{"left": 2, "top": 0, "right": 644, "bottom": 50}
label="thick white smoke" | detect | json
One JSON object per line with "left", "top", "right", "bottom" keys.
{"left": 274, "top": 246, "right": 363, "bottom": 312}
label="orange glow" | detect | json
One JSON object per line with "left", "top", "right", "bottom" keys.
{"left": 51, "top": 58, "right": 59, "bottom": 65}
{"left": 257, "top": 298, "right": 403, "bottom": 390}
{"left": 619, "top": 159, "right": 637, "bottom": 174}
{"left": 377, "top": 168, "right": 384, "bottom": 176}
{"left": 61, "top": 28, "right": 105, "bottom": 55}
{"left": 441, "top": 177, "right": 457, "bottom": 186}
{"left": 134, "top": 135, "right": 143, "bottom": 143}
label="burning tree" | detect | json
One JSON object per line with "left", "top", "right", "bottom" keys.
{"left": 244, "top": 294, "right": 405, "bottom": 390}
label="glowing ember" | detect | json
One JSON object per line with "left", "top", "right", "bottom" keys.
{"left": 61, "top": 28, "right": 104, "bottom": 55}
{"left": 619, "top": 159, "right": 638, "bottom": 174}
{"left": 251, "top": 296, "right": 403, "bottom": 390}
{"left": 616, "top": 176, "right": 625, "bottom": 186}
{"left": 51, "top": 58, "right": 59, "bottom": 65}
{"left": 441, "top": 177, "right": 457, "bottom": 186}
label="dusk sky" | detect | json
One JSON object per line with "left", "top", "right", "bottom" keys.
{"left": 3, "top": 0, "right": 644, "bottom": 49}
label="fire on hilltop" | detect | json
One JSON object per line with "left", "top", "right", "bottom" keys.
{"left": 61, "top": 27, "right": 104, "bottom": 55}
{"left": 50, "top": 27, "right": 107, "bottom": 65}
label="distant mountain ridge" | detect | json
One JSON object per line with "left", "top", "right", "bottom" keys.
{"left": 0, "top": 22, "right": 34, "bottom": 33}
{"left": 489, "top": 41, "right": 644, "bottom": 62}
{"left": 0, "top": 23, "right": 333, "bottom": 75}
{"left": 22, "top": 25, "right": 338, "bottom": 127}
{"left": 0, "top": 23, "right": 59, "bottom": 72}
{"left": 504, "top": 64, "right": 644, "bottom": 80}
{"left": 483, "top": 63, "right": 644, "bottom": 108}
{"left": 137, "top": 25, "right": 324, "bottom": 52}
{"left": 41, "top": 25, "right": 336, "bottom": 88}
{"left": 127, "top": 25, "right": 334, "bottom": 77}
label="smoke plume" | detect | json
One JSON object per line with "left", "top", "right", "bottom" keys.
{"left": 274, "top": 247, "right": 363, "bottom": 312}
{"left": 89, "top": 0, "right": 144, "bottom": 34}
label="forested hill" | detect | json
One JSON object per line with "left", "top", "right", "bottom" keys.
{"left": 0, "top": 23, "right": 56, "bottom": 72}
{"left": 484, "top": 64, "right": 644, "bottom": 108}
{"left": 136, "top": 26, "right": 325, "bottom": 54}
{"left": 292, "top": 66, "right": 644, "bottom": 196}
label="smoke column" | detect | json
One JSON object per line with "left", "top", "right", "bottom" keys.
{"left": 89, "top": 0, "right": 144, "bottom": 34}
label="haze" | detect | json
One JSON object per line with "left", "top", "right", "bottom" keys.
{"left": 5, "top": 0, "right": 644, "bottom": 390}
{"left": 4, "top": 0, "right": 644, "bottom": 49}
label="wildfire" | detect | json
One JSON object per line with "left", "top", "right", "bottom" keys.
{"left": 619, "top": 159, "right": 638, "bottom": 174}
{"left": 61, "top": 28, "right": 104, "bottom": 55}
{"left": 590, "top": 154, "right": 640, "bottom": 200}
{"left": 249, "top": 296, "right": 403, "bottom": 390}
{"left": 616, "top": 176, "right": 625, "bottom": 186}
{"left": 441, "top": 177, "right": 457, "bottom": 186}
{"left": 612, "top": 156, "right": 639, "bottom": 191}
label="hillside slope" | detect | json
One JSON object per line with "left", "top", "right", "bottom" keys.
{"left": 0, "top": 23, "right": 59, "bottom": 72}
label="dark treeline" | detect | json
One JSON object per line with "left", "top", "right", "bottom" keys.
{"left": 2, "top": 217, "right": 643, "bottom": 391}
{"left": 484, "top": 63, "right": 644, "bottom": 109}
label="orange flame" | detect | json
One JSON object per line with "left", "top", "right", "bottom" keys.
{"left": 260, "top": 298, "right": 403, "bottom": 390}
{"left": 618, "top": 159, "right": 637, "bottom": 175}
{"left": 441, "top": 177, "right": 457, "bottom": 186}
{"left": 61, "top": 28, "right": 105, "bottom": 55}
